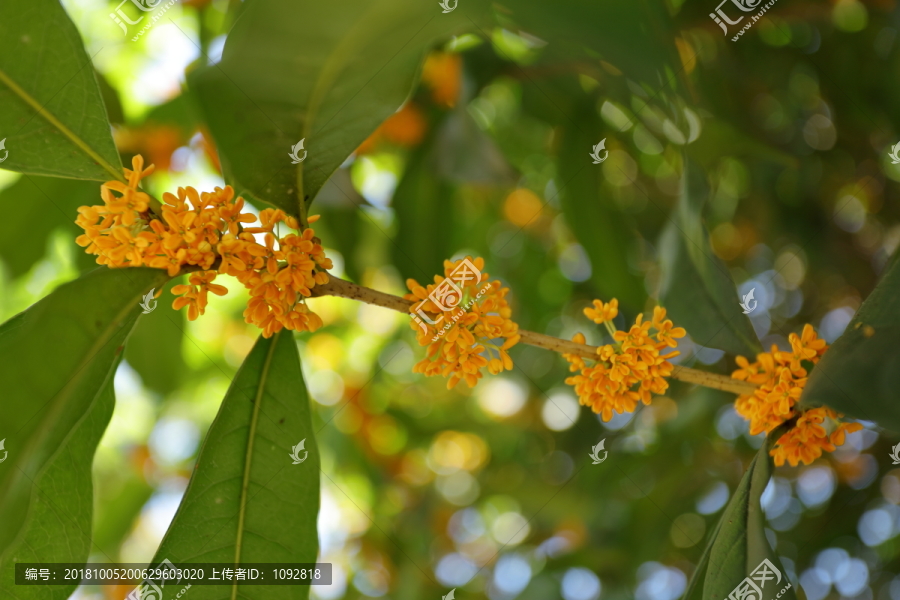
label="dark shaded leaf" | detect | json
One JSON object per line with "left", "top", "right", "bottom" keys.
{"left": 557, "top": 109, "right": 646, "bottom": 310}
{"left": 308, "top": 168, "right": 366, "bottom": 282}
{"left": 689, "top": 430, "right": 796, "bottom": 600}
{"left": 496, "top": 0, "right": 676, "bottom": 84}
{"left": 92, "top": 471, "right": 155, "bottom": 560}
{"left": 95, "top": 70, "right": 125, "bottom": 126}
{"left": 391, "top": 128, "right": 457, "bottom": 282}
{"left": 433, "top": 107, "right": 517, "bottom": 185}
{"left": 659, "top": 160, "right": 760, "bottom": 356}
{"left": 0, "top": 175, "right": 98, "bottom": 278}
{"left": 125, "top": 279, "right": 187, "bottom": 395}
{"left": 801, "top": 250, "right": 900, "bottom": 431}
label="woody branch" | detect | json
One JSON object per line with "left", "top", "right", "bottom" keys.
{"left": 309, "top": 275, "right": 758, "bottom": 396}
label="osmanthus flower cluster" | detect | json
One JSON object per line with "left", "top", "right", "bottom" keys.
{"left": 731, "top": 324, "right": 862, "bottom": 466}
{"left": 73, "top": 158, "right": 862, "bottom": 467}
{"left": 562, "top": 299, "right": 685, "bottom": 421}
{"left": 74, "top": 155, "right": 332, "bottom": 337}
{"left": 405, "top": 257, "right": 520, "bottom": 389}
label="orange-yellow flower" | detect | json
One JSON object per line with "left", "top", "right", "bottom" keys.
{"left": 584, "top": 299, "right": 618, "bottom": 325}
{"left": 172, "top": 271, "right": 228, "bottom": 321}
{"left": 770, "top": 407, "right": 863, "bottom": 467}
{"left": 405, "top": 257, "right": 519, "bottom": 389}
{"left": 421, "top": 52, "right": 462, "bottom": 108}
{"left": 731, "top": 324, "right": 860, "bottom": 465}
{"left": 356, "top": 102, "right": 427, "bottom": 155}
{"left": 564, "top": 301, "right": 684, "bottom": 421}
{"left": 75, "top": 155, "right": 332, "bottom": 337}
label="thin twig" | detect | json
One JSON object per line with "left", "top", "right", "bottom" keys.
{"left": 309, "top": 275, "right": 758, "bottom": 396}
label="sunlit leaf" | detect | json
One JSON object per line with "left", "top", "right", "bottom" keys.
{"left": 0, "top": 0, "right": 122, "bottom": 181}
{"left": 150, "top": 331, "right": 319, "bottom": 600}
{"left": 189, "top": 0, "right": 489, "bottom": 216}
{"left": 0, "top": 267, "right": 168, "bottom": 554}
{"left": 0, "top": 363, "right": 118, "bottom": 600}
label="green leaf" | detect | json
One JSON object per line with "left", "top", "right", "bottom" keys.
{"left": 497, "top": 0, "right": 675, "bottom": 84}
{"left": 0, "top": 267, "right": 169, "bottom": 553}
{"left": 95, "top": 70, "right": 125, "bottom": 126}
{"left": 689, "top": 431, "right": 796, "bottom": 600}
{"left": 189, "top": 0, "right": 488, "bottom": 216}
{"left": 686, "top": 120, "right": 798, "bottom": 170}
{"left": 557, "top": 111, "right": 646, "bottom": 310}
{"left": 308, "top": 168, "right": 366, "bottom": 282}
{"left": 92, "top": 472, "right": 155, "bottom": 560}
{"left": 125, "top": 279, "right": 186, "bottom": 395}
{"left": 432, "top": 107, "right": 516, "bottom": 186}
{"left": 0, "top": 0, "right": 123, "bottom": 181}
{"left": 141, "top": 91, "right": 199, "bottom": 135}
{"left": 681, "top": 508, "right": 725, "bottom": 600}
{"left": 801, "top": 250, "right": 900, "bottom": 431}
{"left": 391, "top": 128, "right": 457, "bottom": 282}
{"left": 658, "top": 160, "right": 760, "bottom": 356}
{"left": 150, "top": 331, "right": 319, "bottom": 600}
{"left": 0, "top": 175, "right": 99, "bottom": 278}
{"left": 0, "top": 361, "right": 119, "bottom": 600}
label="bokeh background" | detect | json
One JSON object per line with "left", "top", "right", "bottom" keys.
{"left": 2, "top": 0, "right": 900, "bottom": 598}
